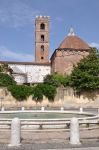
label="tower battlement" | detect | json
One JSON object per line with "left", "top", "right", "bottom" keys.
{"left": 36, "top": 15, "right": 50, "bottom": 19}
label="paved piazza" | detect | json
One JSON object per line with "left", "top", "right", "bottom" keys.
{"left": 0, "top": 128, "right": 99, "bottom": 149}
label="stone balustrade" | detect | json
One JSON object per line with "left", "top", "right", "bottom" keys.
{"left": 7, "top": 116, "right": 99, "bottom": 146}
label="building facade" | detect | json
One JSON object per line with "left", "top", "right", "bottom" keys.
{"left": 51, "top": 28, "right": 90, "bottom": 75}
{"left": 9, "top": 62, "right": 50, "bottom": 84}
{"left": 0, "top": 16, "right": 91, "bottom": 84}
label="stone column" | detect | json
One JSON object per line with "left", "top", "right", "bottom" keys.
{"left": 21, "top": 107, "right": 25, "bottom": 111}
{"left": 41, "top": 106, "right": 45, "bottom": 111}
{"left": 97, "top": 108, "right": 99, "bottom": 114}
{"left": 61, "top": 107, "right": 64, "bottom": 111}
{"left": 70, "top": 117, "right": 81, "bottom": 145}
{"left": 9, "top": 118, "right": 21, "bottom": 146}
{"left": 1, "top": 107, "right": 4, "bottom": 111}
{"left": 80, "top": 107, "right": 83, "bottom": 113}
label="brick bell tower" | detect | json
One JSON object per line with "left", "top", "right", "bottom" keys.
{"left": 35, "top": 15, "right": 50, "bottom": 63}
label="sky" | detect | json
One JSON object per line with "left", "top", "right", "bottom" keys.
{"left": 0, "top": 0, "right": 99, "bottom": 62}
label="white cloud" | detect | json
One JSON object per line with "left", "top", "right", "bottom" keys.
{"left": 89, "top": 42, "right": 99, "bottom": 49}
{"left": 0, "top": 0, "right": 40, "bottom": 28}
{"left": 0, "top": 46, "right": 34, "bottom": 61}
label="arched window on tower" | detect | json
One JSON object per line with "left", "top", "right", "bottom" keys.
{"left": 41, "top": 35, "right": 44, "bottom": 42}
{"left": 40, "top": 23, "right": 45, "bottom": 30}
{"left": 41, "top": 45, "right": 44, "bottom": 60}
{"left": 41, "top": 45, "right": 44, "bottom": 52}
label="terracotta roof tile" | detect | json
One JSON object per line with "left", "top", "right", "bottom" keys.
{"left": 59, "top": 35, "right": 90, "bottom": 49}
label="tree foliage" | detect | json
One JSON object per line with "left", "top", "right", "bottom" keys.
{"left": 0, "top": 73, "right": 16, "bottom": 87}
{"left": 32, "top": 84, "right": 44, "bottom": 103}
{"left": 32, "top": 84, "right": 57, "bottom": 102}
{"left": 44, "top": 73, "right": 70, "bottom": 87}
{"left": 42, "top": 84, "right": 57, "bottom": 102}
{"left": 8, "top": 85, "right": 33, "bottom": 101}
{"left": 0, "top": 63, "right": 9, "bottom": 73}
{"left": 70, "top": 48, "right": 99, "bottom": 92}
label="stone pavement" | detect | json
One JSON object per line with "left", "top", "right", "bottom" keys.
{"left": 0, "top": 129, "right": 99, "bottom": 149}
{"left": 0, "top": 143, "right": 99, "bottom": 150}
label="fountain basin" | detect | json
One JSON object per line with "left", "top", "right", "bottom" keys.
{"left": 0, "top": 110, "right": 98, "bottom": 130}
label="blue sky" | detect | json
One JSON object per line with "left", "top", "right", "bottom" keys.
{"left": 0, "top": 0, "right": 99, "bottom": 62}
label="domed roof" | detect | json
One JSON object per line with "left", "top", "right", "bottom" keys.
{"left": 58, "top": 28, "right": 90, "bottom": 49}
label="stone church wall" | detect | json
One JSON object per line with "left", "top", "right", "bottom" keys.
{"left": 9, "top": 63, "right": 51, "bottom": 84}
{"left": 0, "top": 87, "right": 99, "bottom": 109}
{"left": 51, "top": 50, "right": 89, "bottom": 74}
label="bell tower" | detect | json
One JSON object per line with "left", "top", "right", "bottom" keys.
{"left": 35, "top": 16, "right": 50, "bottom": 62}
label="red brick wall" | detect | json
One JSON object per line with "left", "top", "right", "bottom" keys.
{"left": 51, "top": 49, "right": 89, "bottom": 74}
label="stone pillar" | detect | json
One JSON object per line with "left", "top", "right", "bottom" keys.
{"left": 61, "top": 107, "right": 64, "bottom": 111}
{"left": 21, "top": 107, "right": 25, "bottom": 111}
{"left": 70, "top": 117, "right": 81, "bottom": 145}
{"left": 1, "top": 107, "right": 4, "bottom": 111}
{"left": 41, "top": 106, "right": 45, "bottom": 111}
{"left": 80, "top": 107, "right": 83, "bottom": 113}
{"left": 9, "top": 118, "right": 21, "bottom": 146}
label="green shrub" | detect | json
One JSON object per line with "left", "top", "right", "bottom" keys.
{"left": 42, "top": 84, "right": 57, "bottom": 102}
{"left": 32, "top": 84, "right": 57, "bottom": 103}
{"left": 0, "top": 73, "right": 16, "bottom": 87}
{"left": 8, "top": 85, "right": 33, "bottom": 101}
{"left": 0, "top": 63, "right": 8, "bottom": 73}
{"left": 44, "top": 73, "right": 70, "bottom": 87}
{"left": 32, "top": 84, "right": 43, "bottom": 103}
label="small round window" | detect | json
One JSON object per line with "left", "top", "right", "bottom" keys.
{"left": 41, "top": 56, "right": 44, "bottom": 60}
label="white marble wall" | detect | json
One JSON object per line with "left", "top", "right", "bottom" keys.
{"left": 9, "top": 64, "right": 51, "bottom": 84}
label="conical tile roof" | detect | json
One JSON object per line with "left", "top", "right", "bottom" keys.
{"left": 58, "top": 28, "right": 90, "bottom": 49}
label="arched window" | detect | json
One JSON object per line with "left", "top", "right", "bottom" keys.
{"left": 41, "top": 35, "right": 44, "bottom": 42}
{"left": 41, "top": 45, "right": 44, "bottom": 52}
{"left": 40, "top": 23, "right": 45, "bottom": 30}
{"left": 41, "top": 45, "right": 44, "bottom": 60}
